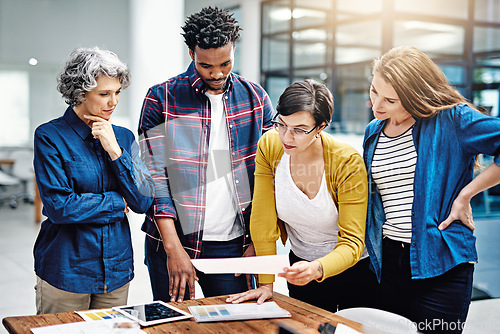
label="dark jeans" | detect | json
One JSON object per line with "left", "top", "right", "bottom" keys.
{"left": 287, "top": 250, "right": 380, "bottom": 313}
{"left": 144, "top": 235, "right": 248, "bottom": 302}
{"left": 380, "top": 237, "right": 474, "bottom": 334}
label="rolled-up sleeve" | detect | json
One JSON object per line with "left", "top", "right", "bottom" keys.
{"left": 138, "top": 86, "right": 178, "bottom": 220}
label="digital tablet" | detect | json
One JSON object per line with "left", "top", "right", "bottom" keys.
{"left": 112, "top": 301, "right": 192, "bottom": 327}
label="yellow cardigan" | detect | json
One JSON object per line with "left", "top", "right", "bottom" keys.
{"left": 250, "top": 130, "right": 368, "bottom": 284}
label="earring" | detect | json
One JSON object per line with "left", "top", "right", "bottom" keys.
{"left": 315, "top": 133, "right": 320, "bottom": 139}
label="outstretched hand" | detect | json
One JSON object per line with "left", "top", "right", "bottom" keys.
{"left": 278, "top": 260, "right": 323, "bottom": 286}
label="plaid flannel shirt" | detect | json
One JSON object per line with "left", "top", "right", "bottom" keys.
{"left": 138, "top": 62, "right": 274, "bottom": 258}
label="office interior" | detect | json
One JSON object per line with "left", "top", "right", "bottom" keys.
{"left": 0, "top": 0, "right": 499, "bottom": 332}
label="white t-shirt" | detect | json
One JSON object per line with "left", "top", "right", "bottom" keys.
{"left": 202, "top": 92, "right": 242, "bottom": 241}
{"left": 275, "top": 153, "right": 340, "bottom": 261}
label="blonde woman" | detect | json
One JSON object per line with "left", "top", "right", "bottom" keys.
{"left": 363, "top": 46, "right": 500, "bottom": 333}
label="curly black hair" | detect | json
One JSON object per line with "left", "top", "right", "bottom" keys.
{"left": 181, "top": 6, "right": 241, "bottom": 51}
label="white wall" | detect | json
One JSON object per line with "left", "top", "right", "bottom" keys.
{"left": 129, "top": 0, "right": 185, "bottom": 133}
{"left": 0, "top": 0, "right": 263, "bottom": 145}
{"left": 0, "top": 0, "right": 130, "bottom": 144}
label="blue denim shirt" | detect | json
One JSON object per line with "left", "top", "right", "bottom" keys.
{"left": 363, "top": 104, "right": 500, "bottom": 282}
{"left": 33, "top": 107, "right": 155, "bottom": 293}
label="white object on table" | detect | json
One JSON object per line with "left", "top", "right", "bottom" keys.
{"left": 191, "top": 254, "right": 290, "bottom": 274}
{"left": 30, "top": 318, "right": 145, "bottom": 334}
{"left": 335, "top": 307, "right": 418, "bottom": 334}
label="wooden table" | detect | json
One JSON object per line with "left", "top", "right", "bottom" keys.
{"left": 33, "top": 176, "right": 42, "bottom": 223}
{"left": 0, "top": 159, "right": 15, "bottom": 167}
{"left": 3, "top": 292, "right": 362, "bottom": 333}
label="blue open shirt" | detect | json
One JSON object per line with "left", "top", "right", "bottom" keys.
{"left": 33, "top": 107, "right": 154, "bottom": 293}
{"left": 363, "top": 104, "right": 500, "bottom": 282}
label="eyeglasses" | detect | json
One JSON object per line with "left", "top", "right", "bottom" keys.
{"left": 271, "top": 119, "right": 318, "bottom": 137}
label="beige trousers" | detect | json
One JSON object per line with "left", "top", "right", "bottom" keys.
{"left": 35, "top": 276, "right": 129, "bottom": 314}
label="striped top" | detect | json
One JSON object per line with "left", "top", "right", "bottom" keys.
{"left": 371, "top": 126, "right": 416, "bottom": 243}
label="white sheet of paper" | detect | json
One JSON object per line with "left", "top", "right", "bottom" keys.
{"left": 188, "top": 301, "right": 291, "bottom": 322}
{"left": 31, "top": 319, "right": 146, "bottom": 334}
{"left": 191, "top": 254, "right": 290, "bottom": 274}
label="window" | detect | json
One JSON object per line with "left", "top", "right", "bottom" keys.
{"left": 0, "top": 71, "right": 30, "bottom": 146}
{"left": 395, "top": 0, "right": 468, "bottom": 19}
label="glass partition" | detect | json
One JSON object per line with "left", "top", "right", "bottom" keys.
{"left": 266, "top": 76, "right": 290, "bottom": 108}
{"left": 262, "top": 33, "right": 290, "bottom": 71}
{"left": 439, "top": 65, "right": 465, "bottom": 85}
{"left": 293, "top": 68, "right": 330, "bottom": 83}
{"left": 336, "top": 20, "right": 382, "bottom": 49}
{"left": 293, "top": 41, "right": 328, "bottom": 68}
{"left": 337, "top": 0, "right": 382, "bottom": 15}
{"left": 292, "top": 8, "right": 328, "bottom": 30}
{"left": 474, "top": 26, "right": 500, "bottom": 53}
{"left": 263, "top": 0, "right": 291, "bottom": 34}
{"left": 395, "top": 0, "right": 468, "bottom": 19}
{"left": 475, "top": 0, "right": 500, "bottom": 23}
{"left": 261, "top": 0, "right": 500, "bottom": 134}
{"left": 394, "top": 20, "right": 465, "bottom": 55}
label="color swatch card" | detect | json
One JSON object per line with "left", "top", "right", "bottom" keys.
{"left": 75, "top": 308, "right": 125, "bottom": 321}
{"left": 188, "top": 301, "right": 291, "bottom": 322}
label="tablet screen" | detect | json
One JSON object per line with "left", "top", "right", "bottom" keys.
{"left": 114, "top": 301, "right": 192, "bottom": 326}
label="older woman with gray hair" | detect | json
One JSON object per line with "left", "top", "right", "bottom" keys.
{"left": 33, "top": 47, "right": 154, "bottom": 314}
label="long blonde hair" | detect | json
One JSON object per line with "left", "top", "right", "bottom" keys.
{"left": 372, "top": 46, "right": 476, "bottom": 119}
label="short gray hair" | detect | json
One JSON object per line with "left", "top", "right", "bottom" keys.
{"left": 57, "top": 47, "right": 131, "bottom": 106}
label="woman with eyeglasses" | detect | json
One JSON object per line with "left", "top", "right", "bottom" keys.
{"left": 227, "top": 79, "right": 377, "bottom": 312}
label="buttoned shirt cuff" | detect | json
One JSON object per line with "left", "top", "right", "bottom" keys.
{"left": 153, "top": 204, "right": 177, "bottom": 221}
{"left": 111, "top": 192, "right": 126, "bottom": 221}
{"left": 108, "top": 148, "right": 131, "bottom": 175}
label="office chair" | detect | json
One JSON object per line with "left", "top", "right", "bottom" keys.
{"left": 7, "top": 148, "right": 35, "bottom": 208}
{"left": 0, "top": 169, "right": 21, "bottom": 208}
{"left": 0, "top": 147, "right": 34, "bottom": 209}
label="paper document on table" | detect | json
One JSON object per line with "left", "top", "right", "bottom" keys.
{"left": 191, "top": 254, "right": 289, "bottom": 274}
{"left": 188, "top": 301, "right": 291, "bottom": 322}
{"left": 31, "top": 319, "right": 146, "bottom": 334}
{"left": 75, "top": 308, "right": 125, "bottom": 321}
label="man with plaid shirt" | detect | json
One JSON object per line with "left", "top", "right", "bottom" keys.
{"left": 138, "top": 6, "right": 274, "bottom": 303}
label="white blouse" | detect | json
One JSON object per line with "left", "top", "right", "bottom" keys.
{"left": 275, "top": 153, "right": 339, "bottom": 261}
